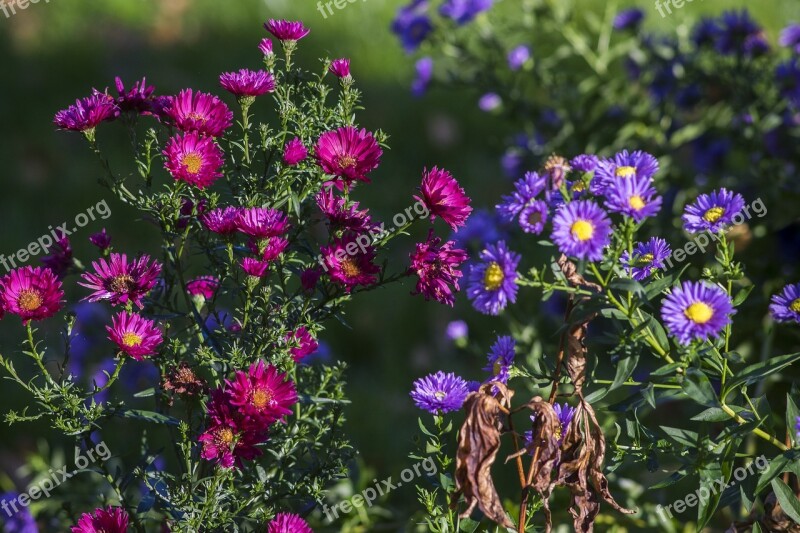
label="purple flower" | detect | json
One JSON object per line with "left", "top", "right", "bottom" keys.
{"left": 715, "top": 10, "right": 768, "bottom": 56}
{"left": 0, "top": 492, "right": 37, "bottom": 533}
{"left": 410, "top": 371, "right": 470, "bottom": 414}
{"left": 54, "top": 91, "right": 120, "bottom": 132}
{"left": 164, "top": 89, "right": 233, "bottom": 138}
{"left": 201, "top": 206, "right": 241, "bottom": 235}
{"left": 408, "top": 231, "right": 469, "bottom": 307}
{"left": 258, "top": 38, "right": 273, "bottom": 56}
{"left": 219, "top": 69, "right": 276, "bottom": 97}
{"left": 681, "top": 188, "right": 745, "bottom": 234}
{"left": 551, "top": 200, "right": 612, "bottom": 262}
{"left": 621, "top": 237, "right": 671, "bottom": 281}
{"left": 329, "top": 58, "right": 351, "bottom": 78}
{"left": 661, "top": 281, "right": 735, "bottom": 345}
{"left": 478, "top": 92, "right": 502, "bottom": 112}
{"left": 267, "top": 513, "right": 313, "bottom": 533}
{"left": 497, "top": 171, "right": 547, "bottom": 223}
{"left": 411, "top": 57, "right": 434, "bottom": 97}
{"left": 779, "top": 23, "right": 800, "bottom": 53}
{"left": 236, "top": 207, "right": 290, "bottom": 239}
{"left": 613, "top": 8, "right": 644, "bottom": 31}
{"left": 114, "top": 76, "right": 156, "bottom": 114}
{"left": 483, "top": 335, "right": 515, "bottom": 384}
{"left": 507, "top": 45, "right": 531, "bottom": 71}
{"left": 692, "top": 18, "right": 720, "bottom": 48}
{"left": 570, "top": 154, "right": 599, "bottom": 173}
{"left": 518, "top": 200, "right": 548, "bottom": 234}
{"left": 776, "top": 58, "right": 800, "bottom": 108}
{"left": 264, "top": 19, "right": 310, "bottom": 41}
{"left": 439, "top": 0, "right": 493, "bottom": 25}
{"left": 451, "top": 209, "right": 505, "bottom": 252}
{"left": 89, "top": 229, "right": 112, "bottom": 251}
{"left": 604, "top": 174, "right": 662, "bottom": 221}
{"left": 769, "top": 283, "right": 800, "bottom": 324}
{"left": 446, "top": 320, "right": 468, "bottom": 341}
{"left": 592, "top": 150, "right": 659, "bottom": 195}
{"left": 391, "top": 0, "right": 433, "bottom": 53}
{"left": 467, "top": 241, "right": 520, "bottom": 315}
{"left": 524, "top": 403, "right": 576, "bottom": 449}
{"left": 283, "top": 137, "right": 308, "bottom": 166}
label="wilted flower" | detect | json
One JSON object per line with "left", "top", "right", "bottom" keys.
{"left": 408, "top": 231, "right": 468, "bottom": 306}
{"left": 162, "top": 362, "right": 207, "bottom": 404}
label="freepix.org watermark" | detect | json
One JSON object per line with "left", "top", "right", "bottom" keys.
{"left": 316, "top": 0, "right": 369, "bottom": 19}
{"left": 0, "top": 0, "right": 52, "bottom": 19}
{"left": 322, "top": 457, "right": 438, "bottom": 521}
{"left": 1, "top": 441, "right": 112, "bottom": 518}
{"left": 656, "top": 455, "right": 767, "bottom": 519}
{"left": 0, "top": 199, "right": 111, "bottom": 273}
{"left": 662, "top": 196, "right": 766, "bottom": 269}
{"left": 654, "top": 0, "right": 704, "bottom": 18}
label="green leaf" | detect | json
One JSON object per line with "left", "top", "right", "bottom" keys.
{"left": 116, "top": 409, "right": 180, "bottom": 427}
{"left": 660, "top": 426, "right": 700, "bottom": 447}
{"left": 691, "top": 407, "right": 732, "bottom": 422}
{"left": 682, "top": 368, "right": 719, "bottom": 407}
{"left": 724, "top": 352, "right": 800, "bottom": 399}
{"left": 732, "top": 285, "right": 754, "bottom": 306}
{"left": 756, "top": 450, "right": 800, "bottom": 495}
{"left": 133, "top": 388, "right": 155, "bottom": 398}
{"left": 610, "top": 278, "right": 646, "bottom": 297}
{"left": 786, "top": 394, "right": 800, "bottom": 448}
{"left": 771, "top": 477, "right": 800, "bottom": 523}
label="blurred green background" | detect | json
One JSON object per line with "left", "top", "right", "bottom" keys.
{"left": 0, "top": 0, "right": 794, "bottom": 527}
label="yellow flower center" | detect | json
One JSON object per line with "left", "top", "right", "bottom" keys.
{"left": 483, "top": 262, "right": 504, "bottom": 291}
{"left": 181, "top": 152, "right": 204, "bottom": 175}
{"left": 790, "top": 299, "right": 800, "bottom": 313}
{"left": 636, "top": 253, "right": 654, "bottom": 266}
{"left": 685, "top": 302, "right": 714, "bottom": 324}
{"left": 571, "top": 220, "right": 594, "bottom": 241}
{"left": 17, "top": 289, "right": 43, "bottom": 312}
{"left": 110, "top": 275, "right": 134, "bottom": 293}
{"left": 216, "top": 428, "right": 234, "bottom": 446}
{"left": 629, "top": 195, "right": 645, "bottom": 210}
{"left": 340, "top": 257, "right": 361, "bottom": 278}
{"left": 337, "top": 154, "right": 357, "bottom": 169}
{"left": 121, "top": 332, "right": 143, "bottom": 347}
{"left": 187, "top": 112, "right": 207, "bottom": 123}
{"left": 615, "top": 166, "right": 636, "bottom": 178}
{"left": 553, "top": 424, "right": 562, "bottom": 442}
{"left": 251, "top": 388, "right": 273, "bottom": 409}
{"left": 703, "top": 207, "right": 725, "bottom": 223}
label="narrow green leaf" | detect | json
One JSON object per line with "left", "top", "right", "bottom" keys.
{"left": 771, "top": 478, "right": 800, "bottom": 523}
{"left": 724, "top": 352, "right": 800, "bottom": 398}
{"left": 682, "top": 368, "right": 719, "bottom": 407}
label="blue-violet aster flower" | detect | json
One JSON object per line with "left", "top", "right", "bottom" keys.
{"left": 661, "top": 281, "right": 735, "bottom": 345}
{"left": 466, "top": 241, "right": 520, "bottom": 315}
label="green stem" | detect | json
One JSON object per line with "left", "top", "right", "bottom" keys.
{"left": 720, "top": 403, "right": 788, "bottom": 451}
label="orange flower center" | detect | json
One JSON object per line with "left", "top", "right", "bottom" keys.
{"left": 110, "top": 275, "right": 134, "bottom": 293}
{"left": 216, "top": 428, "right": 234, "bottom": 446}
{"left": 337, "top": 154, "right": 357, "bottom": 169}
{"left": 187, "top": 112, "right": 207, "bottom": 123}
{"left": 181, "top": 152, "right": 204, "bottom": 175}
{"left": 251, "top": 387, "right": 273, "bottom": 409}
{"left": 341, "top": 257, "right": 361, "bottom": 278}
{"left": 17, "top": 289, "right": 43, "bottom": 312}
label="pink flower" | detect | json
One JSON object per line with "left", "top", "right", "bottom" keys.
{"left": 201, "top": 207, "right": 242, "bottom": 235}
{"left": 199, "top": 389, "right": 266, "bottom": 468}
{"left": 268, "top": 513, "right": 313, "bottom": 533}
{"left": 409, "top": 231, "right": 468, "bottom": 306}
{"left": 71, "top": 506, "right": 129, "bottom": 533}
{"left": 164, "top": 89, "right": 233, "bottom": 137}
{"left": 241, "top": 258, "right": 270, "bottom": 278}
{"left": 320, "top": 235, "right": 380, "bottom": 292}
{"left": 414, "top": 167, "right": 473, "bottom": 230}
{"left": 316, "top": 190, "right": 373, "bottom": 232}
{"left": 264, "top": 19, "right": 310, "bottom": 41}
{"left": 314, "top": 126, "right": 382, "bottom": 186}
{"left": 329, "top": 58, "right": 351, "bottom": 78}
{"left": 54, "top": 91, "right": 120, "bottom": 132}
{"left": 286, "top": 327, "right": 318, "bottom": 362}
{"left": 106, "top": 311, "right": 163, "bottom": 360}
{"left": 226, "top": 361, "right": 298, "bottom": 425}
{"left": 236, "top": 207, "right": 290, "bottom": 239}
{"left": 283, "top": 137, "right": 308, "bottom": 166}
{"left": 186, "top": 275, "right": 219, "bottom": 299}
{"left": 79, "top": 253, "right": 162, "bottom": 308}
{"left": 89, "top": 228, "right": 112, "bottom": 251}
{"left": 163, "top": 131, "right": 225, "bottom": 189}
{"left": 219, "top": 69, "right": 276, "bottom": 97}
{"left": 1, "top": 266, "right": 63, "bottom": 324}
{"left": 259, "top": 38, "right": 274, "bottom": 56}
{"left": 260, "top": 236, "right": 289, "bottom": 262}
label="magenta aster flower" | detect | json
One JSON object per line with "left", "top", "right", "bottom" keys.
{"left": 71, "top": 506, "right": 129, "bottom": 533}
{"left": 621, "top": 237, "right": 671, "bottom": 281}
{"left": 41, "top": 232, "right": 74, "bottom": 278}
{"left": 79, "top": 253, "right": 162, "bottom": 308}
{"left": 54, "top": 91, "right": 120, "bottom": 132}
{"left": 518, "top": 200, "right": 548, "bottom": 234}
{"left": 320, "top": 235, "right": 380, "bottom": 292}
{"left": 551, "top": 200, "right": 612, "bottom": 262}
{"left": 283, "top": 137, "right": 308, "bottom": 166}
{"left": 164, "top": 89, "right": 233, "bottom": 137}
{"left": 264, "top": 19, "right": 310, "bottom": 41}
{"left": 410, "top": 371, "right": 470, "bottom": 414}
{"left": 408, "top": 231, "right": 468, "bottom": 306}
{"left": 227, "top": 360, "right": 298, "bottom": 425}
{"left": 770, "top": 283, "right": 800, "bottom": 324}
{"left": 201, "top": 206, "right": 242, "bottom": 235}
{"left": 187, "top": 275, "right": 219, "bottom": 299}
{"left": 286, "top": 327, "right": 318, "bottom": 362}
{"left": 114, "top": 76, "right": 155, "bottom": 114}
{"left": 163, "top": 131, "right": 224, "bottom": 189}
{"left": 466, "top": 241, "right": 520, "bottom": 315}
{"left": 661, "top": 281, "right": 735, "bottom": 345}
{"left": 604, "top": 174, "right": 662, "bottom": 221}
{"left": 314, "top": 126, "right": 383, "bottom": 186}
{"left": 260, "top": 236, "right": 289, "bottom": 262}
{"left": 1, "top": 267, "right": 63, "bottom": 324}
{"left": 415, "top": 167, "right": 473, "bottom": 230}
{"left": 236, "top": 207, "right": 289, "bottom": 239}
{"left": 241, "top": 258, "right": 270, "bottom": 278}
{"left": 329, "top": 58, "right": 351, "bottom": 78}
{"left": 259, "top": 38, "right": 274, "bottom": 56}
{"left": 219, "top": 69, "right": 276, "bottom": 97}
{"left": 89, "top": 228, "right": 112, "bottom": 251}
{"left": 268, "top": 513, "right": 313, "bottom": 533}
{"left": 592, "top": 150, "right": 659, "bottom": 195}
{"left": 682, "top": 188, "right": 746, "bottom": 234}
{"left": 316, "top": 190, "right": 373, "bottom": 232}
{"left": 106, "top": 311, "right": 163, "bottom": 360}
{"left": 199, "top": 389, "right": 265, "bottom": 469}
{"left": 300, "top": 268, "right": 321, "bottom": 291}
